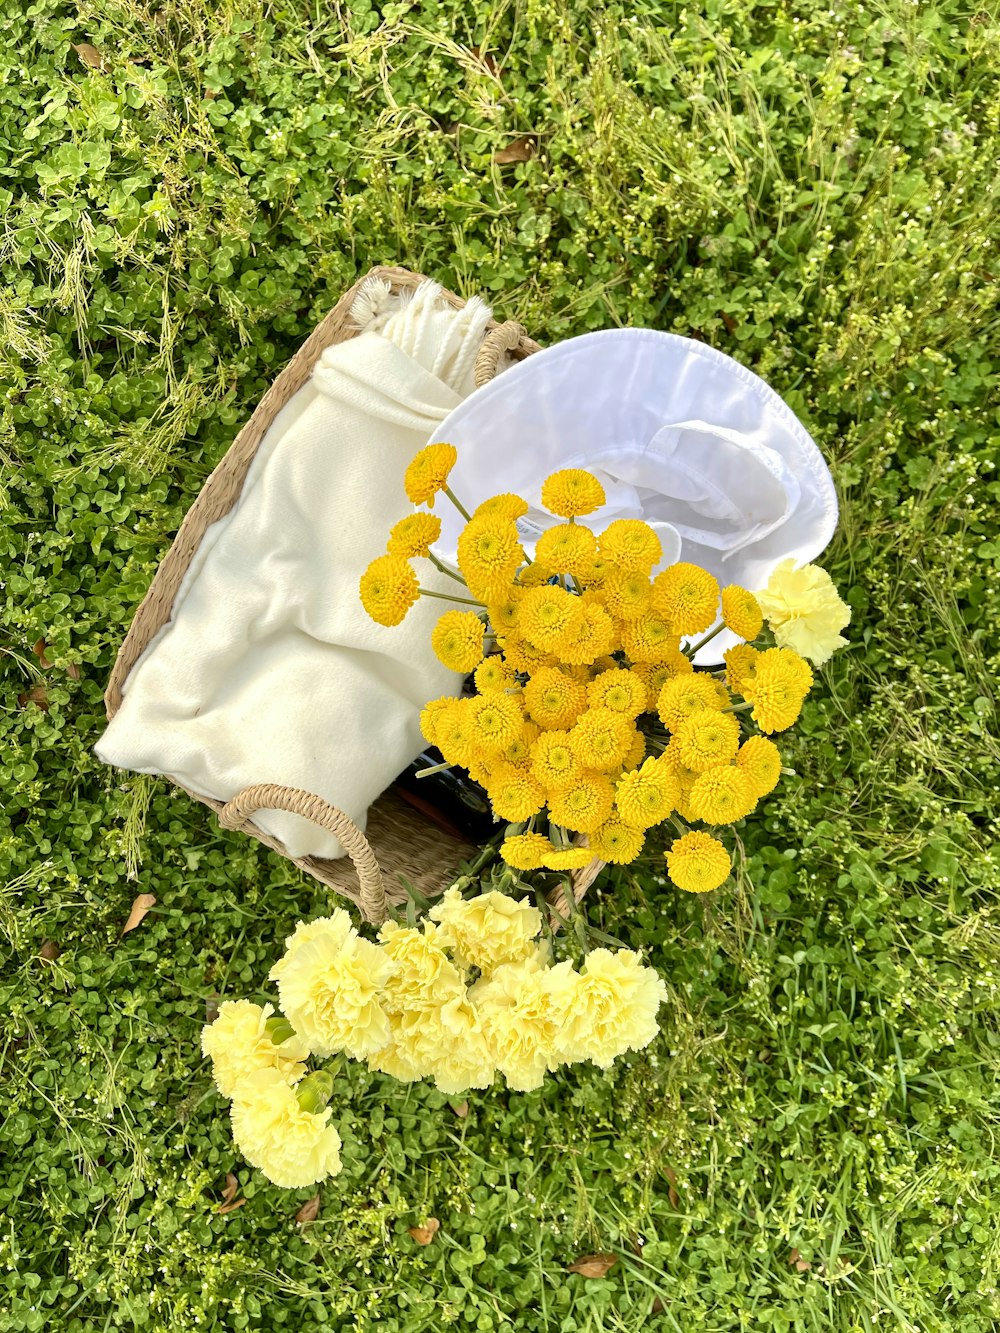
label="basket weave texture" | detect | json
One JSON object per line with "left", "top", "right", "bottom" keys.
{"left": 104, "top": 265, "right": 604, "bottom": 923}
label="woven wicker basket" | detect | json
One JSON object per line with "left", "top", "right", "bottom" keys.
{"left": 104, "top": 265, "right": 604, "bottom": 923}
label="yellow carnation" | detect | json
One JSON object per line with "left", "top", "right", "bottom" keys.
{"left": 615, "top": 757, "right": 680, "bottom": 830}
{"left": 230, "top": 1068, "right": 343, "bottom": 1188}
{"left": 590, "top": 816, "right": 645, "bottom": 864}
{"left": 427, "top": 995, "right": 496, "bottom": 1094}
{"left": 688, "top": 766, "right": 757, "bottom": 824}
{"left": 431, "top": 609, "right": 486, "bottom": 673}
{"left": 387, "top": 511, "right": 442, "bottom": 559}
{"left": 523, "top": 666, "right": 587, "bottom": 730}
{"left": 404, "top": 442, "right": 458, "bottom": 507}
{"left": 756, "top": 559, "right": 850, "bottom": 665}
{"left": 429, "top": 887, "right": 541, "bottom": 975}
{"left": 359, "top": 554, "right": 420, "bottom": 627}
{"left": 568, "top": 707, "right": 634, "bottom": 772}
{"left": 735, "top": 736, "right": 783, "bottom": 797}
{"left": 541, "top": 468, "right": 607, "bottom": 518}
{"left": 720, "top": 585, "right": 763, "bottom": 641}
{"left": 549, "top": 950, "right": 667, "bottom": 1068}
{"left": 269, "top": 912, "right": 394, "bottom": 1060}
{"left": 673, "top": 711, "right": 741, "bottom": 772}
{"left": 548, "top": 772, "right": 616, "bottom": 834}
{"left": 651, "top": 563, "right": 720, "bottom": 635}
{"left": 378, "top": 921, "right": 466, "bottom": 1012}
{"left": 472, "top": 962, "right": 561, "bottom": 1091}
{"left": 534, "top": 522, "right": 599, "bottom": 576}
{"left": 201, "top": 1000, "right": 310, "bottom": 1099}
{"left": 657, "top": 674, "right": 725, "bottom": 731}
{"left": 587, "top": 668, "right": 646, "bottom": 718}
{"left": 598, "top": 519, "right": 663, "bottom": 573}
{"left": 457, "top": 517, "right": 524, "bottom": 600}
{"left": 666, "top": 831, "right": 731, "bottom": 893}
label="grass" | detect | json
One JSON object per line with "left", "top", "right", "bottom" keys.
{"left": 1, "top": 0, "right": 999, "bottom": 1328}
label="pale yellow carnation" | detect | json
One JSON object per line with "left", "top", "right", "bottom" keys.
{"left": 756, "top": 559, "right": 850, "bottom": 665}
{"left": 369, "top": 994, "right": 494, "bottom": 1094}
{"left": 471, "top": 961, "right": 561, "bottom": 1092}
{"left": 200, "top": 1000, "right": 310, "bottom": 1098}
{"left": 378, "top": 921, "right": 466, "bottom": 1012}
{"left": 270, "top": 913, "right": 395, "bottom": 1060}
{"left": 230, "top": 1067, "right": 343, "bottom": 1188}
{"left": 428, "top": 888, "right": 542, "bottom": 976}
{"left": 549, "top": 949, "right": 667, "bottom": 1068}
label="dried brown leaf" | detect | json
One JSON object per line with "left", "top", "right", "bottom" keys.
{"left": 205, "top": 995, "right": 221, "bottom": 1024}
{"left": 567, "top": 1252, "right": 618, "bottom": 1279}
{"left": 66, "top": 662, "right": 81, "bottom": 680}
{"left": 39, "top": 940, "right": 60, "bottom": 961}
{"left": 470, "top": 46, "right": 500, "bottom": 77}
{"left": 18, "top": 686, "right": 48, "bottom": 712}
{"left": 651, "top": 1297, "right": 666, "bottom": 1315}
{"left": 216, "top": 1197, "right": 247, "bottom": 1215}
{"left": 73, "top": 42, "right": 105, "bottom": 69}
{"left": 789, "top": 1248, "right": 812, "bottom": 1272}
{"left": 295, "top": 1194, "right": 321, "bottom": 1224}
{"left": 664, "top": 1165, "right": 679, "bottom": 1209}
{"left": 32, "top": 639, "right": 52, "bottom": 669}
{"left": 494, "top": 135, "right": 534, "bottom": 165}
{"left": 121, "top": 892, "right": 156, "bottom": 936}
{"left": 408, "top": 1218, "right": 440, "bottom": 1245}
{"left": 221, "top": 1173, "right": 239, "bottom": 1204}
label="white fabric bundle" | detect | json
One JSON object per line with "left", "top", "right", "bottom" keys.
{"left": 96, "top": 280, "right": 496, "bottom": 861}
{"left": 432, "top": 329, "right": 838, "bottom": 661}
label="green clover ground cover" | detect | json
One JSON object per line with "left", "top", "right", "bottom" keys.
{"left": 2, "top": 0, "right": 999, "bottom": 1328}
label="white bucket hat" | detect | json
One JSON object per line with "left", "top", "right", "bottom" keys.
{"left": 432, "top": 329, "right": 838, "bottom": 660}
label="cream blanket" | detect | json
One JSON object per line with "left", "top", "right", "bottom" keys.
{"left": 96, "top": 280, "right": 495, "bottom": 860}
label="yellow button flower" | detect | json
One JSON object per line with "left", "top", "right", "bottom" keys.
{"left": 735, "top": 735, "right": 783, "bottom": 796}
{"left": 531, "top": 730, "right": 582, "bottom": 791}
{"left": 666, "top": 831, "right": 731, "bottom": 893}
{"left": 541, "top": 468, "right": 607, "bottom": 518}
{"left": 745, "top": 647, "right": 813, "bottom": 733}
{"left": 598, "top": 519, "right": 662, "bottom": 573}
{"left": 534, "top": 522, "right": 599, "bottom": 576}
{"left": 614, "top": 757, "right": 680, "bottom": 830}
{"left": 457, "top": 516, "right": 524, "bottom": 600}
{"left": 568, "top": 707, "right": 634, "bottom": 772}
{"left": 359, "top": 554, "right": 419, "bottom": 626}
{"left": 724, "top": 643, "right": 760, "bottom": 697}
{"left": 587, "top": 668, "right": 647, "bottom": 719}
{"left": 657, "top": 674, "right": 725, "bottom": 731}
{"left": 404, "top": 442, "right": 458, "bottom": 507}
{"left": 523, "top": 666, "right": 587, "bottom": 730}
{"left": 518, "top": 583, "right": 586, "bottom": 651}
{"left": 673, "top": 711, "right": 741, "bottom": 773}
{"left": 431, "top": 609, "right": 486, "bottom": 673}
{"left": 688, "top": 765, "right": 757, "bottom": 824}
{"left": 589, "top": 816, "right": 645, "bottom": 865}
{"left": 720, "top": 584, "right": 763, "bottom": 641}
{"left": 548, "top": 772, "right": 616, "bottom": 833}
{"left": 651, "top": 563, "right": 720, "bottom": 636}
{"left": 387, "top": 511, "right": 442, "bottom": 559}
{"left": 557, "top": 602, "right": 617, "bottom": 666}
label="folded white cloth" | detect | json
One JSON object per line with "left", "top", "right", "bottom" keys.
{"left": 96, "top": 280, "right": 496, "bottom": 860}
{"left": 432, "top": 329, "right": 838, "bottom": 662}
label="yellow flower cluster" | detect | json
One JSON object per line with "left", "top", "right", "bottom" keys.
{"left": 361, "top": 450, "right": 847, "bottom": 897}
{"left": 207, "top": 892, "right": 669, "bottom": 1163}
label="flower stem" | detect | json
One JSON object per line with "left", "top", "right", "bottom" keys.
{"left": 428, "top": 552, "right": 467, "bottom": 584}
{"left": 444, "top": 486, "right": 472, "bottom": 523}
{"left": 418, "top": 587, "right": 485, "bottom": 607}
{"left": 722, "top": 701, "right": 754, "bottom": 714}
{"left": 415, "top": 760, "right": 454, "bottom": 779}
{"left": 688, "top": 622, "right": 726, "bottom": 654}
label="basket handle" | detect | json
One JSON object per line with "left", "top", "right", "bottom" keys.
{"left": 219, "top": 784, "right": 387, "bottom": 924}
{"left": 475, "top": 320, "right": 527, "bottom": 388}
